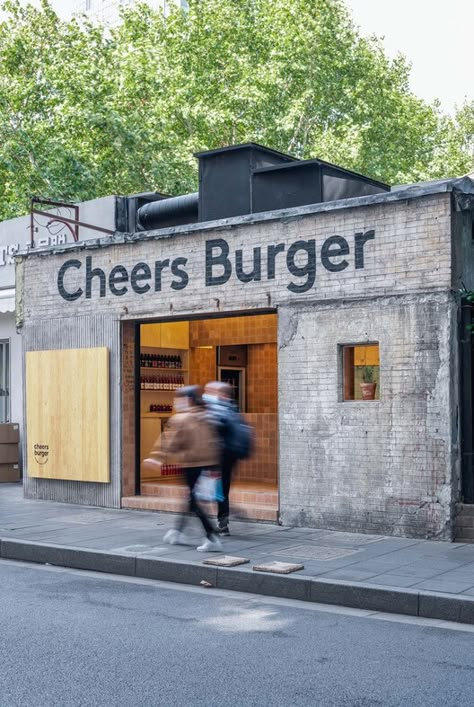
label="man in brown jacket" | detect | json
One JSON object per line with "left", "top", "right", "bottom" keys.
{"left": 159, "top": 385, "right": 223, "bottom": 552}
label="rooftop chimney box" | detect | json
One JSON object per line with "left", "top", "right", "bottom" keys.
{"left": 195, "top": 143, "right": 296, "bottom": 222}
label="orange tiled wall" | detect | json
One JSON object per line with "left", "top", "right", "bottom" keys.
{"left": 189, "top": 347, "right": 216, "bottom": 388}
{"left": 236, "top": 413, "right": 278, "bottom": 484}
{"left": 188, "top": 315, "right": 278, "bottom": 484}
{"left": 189, "top": 314, "right": 277, "bottom": 347}
{"left": 247, "top": 344, "right": 277, "bottom": 413}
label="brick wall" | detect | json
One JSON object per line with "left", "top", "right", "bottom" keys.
{"left": 18, "top": 194, "right": 453, "bottom": 325}
{"left": 18, "top": 191, "right": 461, "bottom": 536}
{"left": 278, "top": 293, "right": 457, "bottom": 539}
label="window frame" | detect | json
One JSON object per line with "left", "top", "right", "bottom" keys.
{"left": 0, "top": 338, "right": 10, "bottom": 423}
{"left": 339, "top": 342, "right": 380, "bottom": 403}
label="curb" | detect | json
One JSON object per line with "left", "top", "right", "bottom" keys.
{"left": 2, "top": 537, "right": 474, "bottom": 625}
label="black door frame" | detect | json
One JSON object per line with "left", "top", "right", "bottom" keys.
{"left": 460, "top": 302, "right": 474, "bottom": 503}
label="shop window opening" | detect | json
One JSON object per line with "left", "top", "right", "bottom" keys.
{"left": 123, "top": 313, "right": 279, "bottom": 523}
{"left": 342, "top": 343, "right": 380, "bottom": 401}
{"left": 0, "top": 339, "right": 10, "bottom": 422}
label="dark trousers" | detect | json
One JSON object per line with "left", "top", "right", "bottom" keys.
{"left": 217, "top": 452, "right": 237, "bottom": 524}
{"left": 176, "top": 467, "right": 215, "bottom": 539}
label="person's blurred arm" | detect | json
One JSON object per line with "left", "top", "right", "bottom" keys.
{"left": 160, "top": 415, "right": 187, "bottom": 456}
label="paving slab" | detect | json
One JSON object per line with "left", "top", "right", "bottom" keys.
{"left": 3, "top": 484, "right": 474, "bottom": 624}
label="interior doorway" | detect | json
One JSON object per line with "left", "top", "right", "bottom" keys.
{"left": 122, "top": 312, "right": 278, "bottom": 522}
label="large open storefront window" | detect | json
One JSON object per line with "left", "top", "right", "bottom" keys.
{"left": 123, "top": 313, "right": 279, "bottom": 521}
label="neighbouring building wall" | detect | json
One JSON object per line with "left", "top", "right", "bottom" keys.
{"left": 0, "top": 315, "right": 22, "bottom": 451}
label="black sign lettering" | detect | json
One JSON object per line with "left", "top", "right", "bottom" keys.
{"left": 154, "top": 259, "right": 170, "bottom": 292}
{"left": 321, "top": 235, "right": 349, "bottom": 272}
{"left": 58, "top": 259, "right": 83, "bottom": 301}
{"left": 109, "top": 265, "right": 129, "bottom": 296}
{"left": 236, "top": 247, "right": 262, "bottom": 283}
{"left": 85, "top": 256, "right": 106, "bottom": 299}
{"left": 171, "top": 257, "right": 189, "bottom": 290}
{"left": 56, "top": 230, "right": 375, "bottom": 301}
{"left": 206, "top": 238, "right": 232, "bottom": 286}
{"left": 354, "top": 230, "right": 375, "bottom": 269}
{"left": 267, "top": 243, "right": 285, "bottom": 279}
{"left": 286, "top": 240, "right": 316, "bottom": 294}
{"left": 131, "top": 262, "right": 151, "bottom": 294}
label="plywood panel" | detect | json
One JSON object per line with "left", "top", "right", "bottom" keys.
{"left": 26, "top": 348, "right": 110, "bottom": 482}
{"left": 354, "top": 344, "right": 379, "bottom": 366}
{"left": 141, "top": 323, "right": 162, "bottom": 348}
{"left": 161, "top": 321, "right": 189, "bottom": 349}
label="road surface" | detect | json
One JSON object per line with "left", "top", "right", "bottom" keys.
{"left": 1, "top": 559, "right": 473, "bottom": 706}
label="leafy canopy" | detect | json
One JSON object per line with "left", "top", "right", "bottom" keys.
{"left": 0, "top": 0, "right": 472, "bottom": 220}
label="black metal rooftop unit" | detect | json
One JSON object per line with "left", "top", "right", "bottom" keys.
{"left": 134, "top": 142, "right": 390, "bottom": 231}
{"left": 195, "top": 143, "right": 297, "bottom": 222}
{"left": 252, "top": 158, "right": 388, "bottom": 214}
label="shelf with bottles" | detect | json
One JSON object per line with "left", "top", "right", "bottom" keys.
{"left": 140, "top": 367, "right": 189, "bottom": 373}
{"left": 139, "top": 352, "right": 185, "bottom": 370}
{"left": 140, "top": 375, "right": 185, "bottom": 391}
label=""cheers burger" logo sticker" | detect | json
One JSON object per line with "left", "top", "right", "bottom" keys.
{"left": 34, "top": 443, "right": 49, "bottom": 465}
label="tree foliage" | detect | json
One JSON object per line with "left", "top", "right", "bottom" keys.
{"left": 0, "top": 0, "right": 472, "bottom": 220}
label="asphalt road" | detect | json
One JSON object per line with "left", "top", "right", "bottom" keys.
{"left": 1, "top": 560, "right": 474, "bottom": 707}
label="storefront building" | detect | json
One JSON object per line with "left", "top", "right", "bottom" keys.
{"left": 16, "top": 144, "right": 474, "bottom": 540}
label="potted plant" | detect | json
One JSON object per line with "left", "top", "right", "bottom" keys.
{"left": 360, "top": 366, "right": 377, "bottom": 400}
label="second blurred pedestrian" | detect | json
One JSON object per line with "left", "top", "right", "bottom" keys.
{"left": 203, "top": 381, "right": 253, "bottom": 536}
{"left": 157, "top": 385, "right": 223, "bottom": 552}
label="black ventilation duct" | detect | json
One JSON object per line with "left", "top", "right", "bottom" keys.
{"left": 136, "top": 192, "right": 198, "bottom": 230}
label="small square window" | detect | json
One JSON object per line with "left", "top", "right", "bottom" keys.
{"left": 342, "top": 343, "right": 380, "bottom": 401}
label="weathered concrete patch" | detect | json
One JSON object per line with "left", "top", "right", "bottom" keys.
{"left": 273, "top": 545, "right": 359, "bottom": 560}
{"left": 203, "top": 555, "right": 250, "bottom": 567}
{"left": 253, "top": 561, "right": 304, "bottom": 574}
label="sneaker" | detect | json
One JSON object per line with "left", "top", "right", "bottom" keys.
{"left": 217, "top": 524, "right": 230, "bottom": 537}
{"left": 163, "top": 529, "right": 181, "bottom": 545}
{"left": 196, "top": 535, "right": 223, "bottom": 552}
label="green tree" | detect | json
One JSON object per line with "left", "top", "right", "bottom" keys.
{"left": 0, "top": 0, "right": 471, "bottom": 221}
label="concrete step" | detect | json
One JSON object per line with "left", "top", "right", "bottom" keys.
{"left": 454, "top": 527, "right": 474, "bottom": 541}
{"left": 140, "top": 481, "right": 278, "bottom": 506}
{"left": 141, "top": 483, "right": 187, "bottom": 498}
{"left": 456, "top": 504, "right": 474, "bottom": 516}
{"left": 122, "top": 495, "right": 278, "bottom": 521}
{"left": 122, "top": 496, "right": 185, "bottom": 513}
{"left": 455, "top": 515, "right": 474, "bottom": 529}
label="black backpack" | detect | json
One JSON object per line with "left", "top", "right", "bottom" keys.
{"left": 227, "top": 412, "right": 254, "bottom": 460}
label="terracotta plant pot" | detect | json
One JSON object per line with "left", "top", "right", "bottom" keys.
{"left": 360, "top": 382, "right": 377, "bottom": 400}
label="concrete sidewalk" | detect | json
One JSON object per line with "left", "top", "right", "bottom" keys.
{"left": 2, "top": 484, "right": 474, "bottom": 624}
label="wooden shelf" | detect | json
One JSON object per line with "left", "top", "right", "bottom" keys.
{"left": 140, "top": 388, "right": 182, "bottom": 393}
{"left": 141, "top": 413, "right": 172, "bottom": 419}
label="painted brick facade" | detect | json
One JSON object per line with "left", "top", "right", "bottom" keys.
{"left": 17, "top": 189, "right": 470, "bottom": 537}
